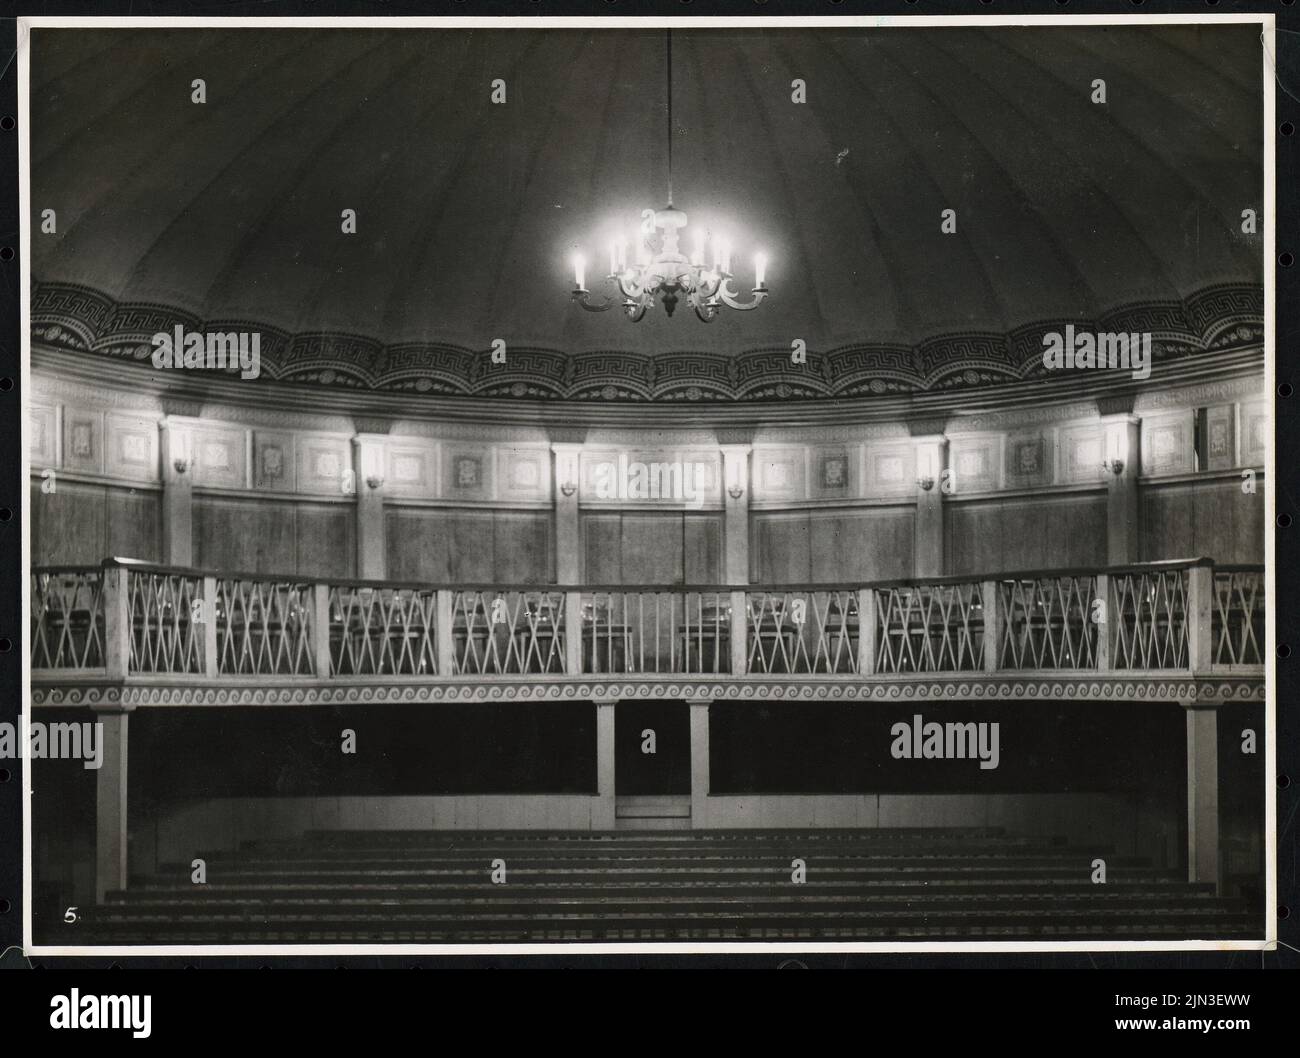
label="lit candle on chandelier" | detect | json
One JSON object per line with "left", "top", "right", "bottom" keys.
{"left": 720, "top": 239, "right": 733, "bottom": 275}
{"left": 573, "top": 253, "right": 586, "bottom": 291}
{"left": 754, "top": 252, "right": 768, "bottom": 289}
{"left": 609, "top": 241, "right": 618, "bottom": 276}
{"left": 692, "top": 228, "right": 707, "bottom": 267}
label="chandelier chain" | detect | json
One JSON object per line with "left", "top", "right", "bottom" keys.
{"left": 666, "top": 29, "right": 673, "bottom": 206}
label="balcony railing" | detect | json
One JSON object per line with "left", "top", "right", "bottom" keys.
{"left": 30, "top": 558, "right": 1264, "bottom": 681}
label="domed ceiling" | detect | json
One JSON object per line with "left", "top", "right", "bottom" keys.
{"left": 29, "top": 24, "right": 1264, "bottom": 402}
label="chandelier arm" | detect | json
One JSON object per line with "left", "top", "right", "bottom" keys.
{"left": 572, "top": 289, "right": 617, "bottom": 312}
{"left": 686, "top": 286, "right": 716, "bottom": 310}
{"left": 694, "top": 272, "right": 722, "bottom": 299}
{"left": 624, "top": 300, "right": 649, "bottom": 322}
{"left": 615, "top": 274, "right": 648, "bottom": 299}
{"left": 717, "top": 279, "right": 769, "bottom": 311}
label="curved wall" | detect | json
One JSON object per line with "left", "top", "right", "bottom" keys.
{"left": 29, "top": 346, "right": 1267, "bottom": 581}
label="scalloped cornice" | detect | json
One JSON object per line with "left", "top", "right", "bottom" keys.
{"left": 31, "top": 338, "right": 1265, "bottom": 435}
{"left": 32, "top": 279, "right": 1263, "bottom": 408}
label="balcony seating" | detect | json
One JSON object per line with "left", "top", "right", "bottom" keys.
{"left": 582, "top": 603, "right": 633, "bottom": 673}
{"left": 678, "top": 603, "right": 732, "bottom": 674}
{"left": 66, "top": 827, "right": 1260, "bottom": 943}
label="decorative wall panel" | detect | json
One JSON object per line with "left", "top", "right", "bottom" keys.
{"left": 752, "top": 449, "right": 805, "bottom": 503}
{"left": 810, "top": 447, "right": 855, "bottom": 499}
{"left": 1004, "top": 432, "right": 1054, "bottom": 489}
{"left": 29, "top": 402, "right": 58, "bottom": 468}
{"left": 384, "top": 442, "right": 438, "bottom": 497}
{"left": 579, "top": 449, "right": 721, "bottom": 507}
{"left": 1238, "top": 399, "right": 1268, "bottom": 467}
{"left": 496, "top": 447, "right": 551, "bottom": 503}
{"left": 864, "top": 443, "right": 914, "bottom": 498}
{"left": 191, "top": 425, "right": 245, "bottom": 489}
{"left": 1059, "top": 424, "right": 1105, "bottom": 486}
{"left": 296, "top": 434, "right": 352, "bottom": 496}
{"left": 62, "top": 409, "right": 103, "bottom": 474}
{"left": 1141, "top": 412, "right": 1194, "bottom": 476}
{"left": 1205, "top": 405, "right": 1235, "bottom": 472}
{"left": 443, "top": 445, "right": 493, "bottom": 501}
{"left": 947, "top": 436, "right": 1000, "bottom": 493}
{"left": 106, "top": 413, "right": 159, "bottom": 481}
{"left": 253, "top": 431, "right": 294, "bottom": 491}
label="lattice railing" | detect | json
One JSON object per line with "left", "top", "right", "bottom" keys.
{"left": 329, "top": 585, "right": 438, "bottom": 676}
{"left": 1110, "top": 568, "right": 1189, "bottom": 670}
{"left": 215, "top": 577, "right": 315, "bottom": 676}
{"left": 874, "top": 582, "right": 984, "bottom": 673}
{"left": 451, "top": 590, "right": 567, "bottom": 674}
{"left": 1211, "top": 569, "right": 1264, "bottom": 667}
{"left": 998, "top": 575, "right": 1099, "bottom": 670}
{"left": 31, "top": 568, "right": 105, "bottom": 670}
{"left": 746, "top": 590, "right": 860, "bottom": 674}
{"left": 29, "top": 559, "right": 1263, "bottom": 681}
{"left": 127, "top": 570, "right": 205, "bottom": 674}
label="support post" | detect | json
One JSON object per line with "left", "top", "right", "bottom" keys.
{"left": 1187, "top": 563, "right": 1214, "bottom": 674}
{"left": 352, "top": 435, "right": 387, "bottom": 580}
{"left": 435, "top": 589, "right": 456, "bottom": 676}
{"left": 720, "top": 444, "right": 752, "bottom": 585}
{"left": 1103, "top": 415, "right": 1141, "bottom": 565}
{"left": 203, "top": 575, "right": 220, "bottom": 678}
{"left": 1185, "top": 705, "right": 1221, "bottom": 893}
{"left": 565, "top": 591, "right": 583, "bottom": 674}
{"left": 981, "top": 579, "right": 1000, "bottom": 673}
{"left": 729, "top": 589, "right": 747, "bottom": 676}
{"left": 159, "top": 419, "right": 193, "bottom": 566}
{"left": 594, "top": 701, "right": 617, "bottom": 830}
{"left": 857, "top": 588, "right": 876, "bottom": 675}
{"left": 1095, "top": 574, "right": 1111, "bottom": 670}
{"left": 94, "top": 710, "right": 129, "bottom": 902}
{"left": 690, "top": 701, "right": 711, "bottom": 828}
{"left": 551, "top": 442, "right": 583, "bottom": 585}
{"left": 912, "top": 434, "right": 947, "bottom": 578}
{"left": 312, "top": 581, "right": 332, "bottom": 679}
{"left": 103, "top": 564, "right": 131, "bottom": 681}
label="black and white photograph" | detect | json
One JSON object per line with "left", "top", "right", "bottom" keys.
{"left": 16, "top": 11, "right": 1275, "bottom": 956}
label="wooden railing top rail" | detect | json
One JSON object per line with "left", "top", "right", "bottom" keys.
{"left": 28, "top": 556, "right": 1248, "bottom": 596}
{"left": 32, "top": 565, "right": 111, "bottom": 575}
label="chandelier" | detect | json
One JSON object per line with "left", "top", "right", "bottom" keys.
{"left": 570, "top": 31, "right": 770, "bottom": 323}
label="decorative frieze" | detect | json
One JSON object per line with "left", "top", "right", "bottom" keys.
{"left": 30, "top": 675, "right": 1265, "bottom": 709}
{"left": 32, "top": 278, "right": 1263, "bottom": 405}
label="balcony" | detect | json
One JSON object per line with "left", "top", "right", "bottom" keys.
{"left": 29, "top": 558, "right": 1265, "bottom": 709}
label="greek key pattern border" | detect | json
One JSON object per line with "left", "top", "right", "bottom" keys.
{"left": 31, "top": 279, "right": 1264, "bottom": 405}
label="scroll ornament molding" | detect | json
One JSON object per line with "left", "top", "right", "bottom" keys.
{"left": 31, "top": 677, "right": 1265, "bottom": 709}
{"left": 31, "top": 280, "right": 1265, "bottom": 405}
{"left": 1133, "top": 374, "right": 1267, "bottom": 411}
